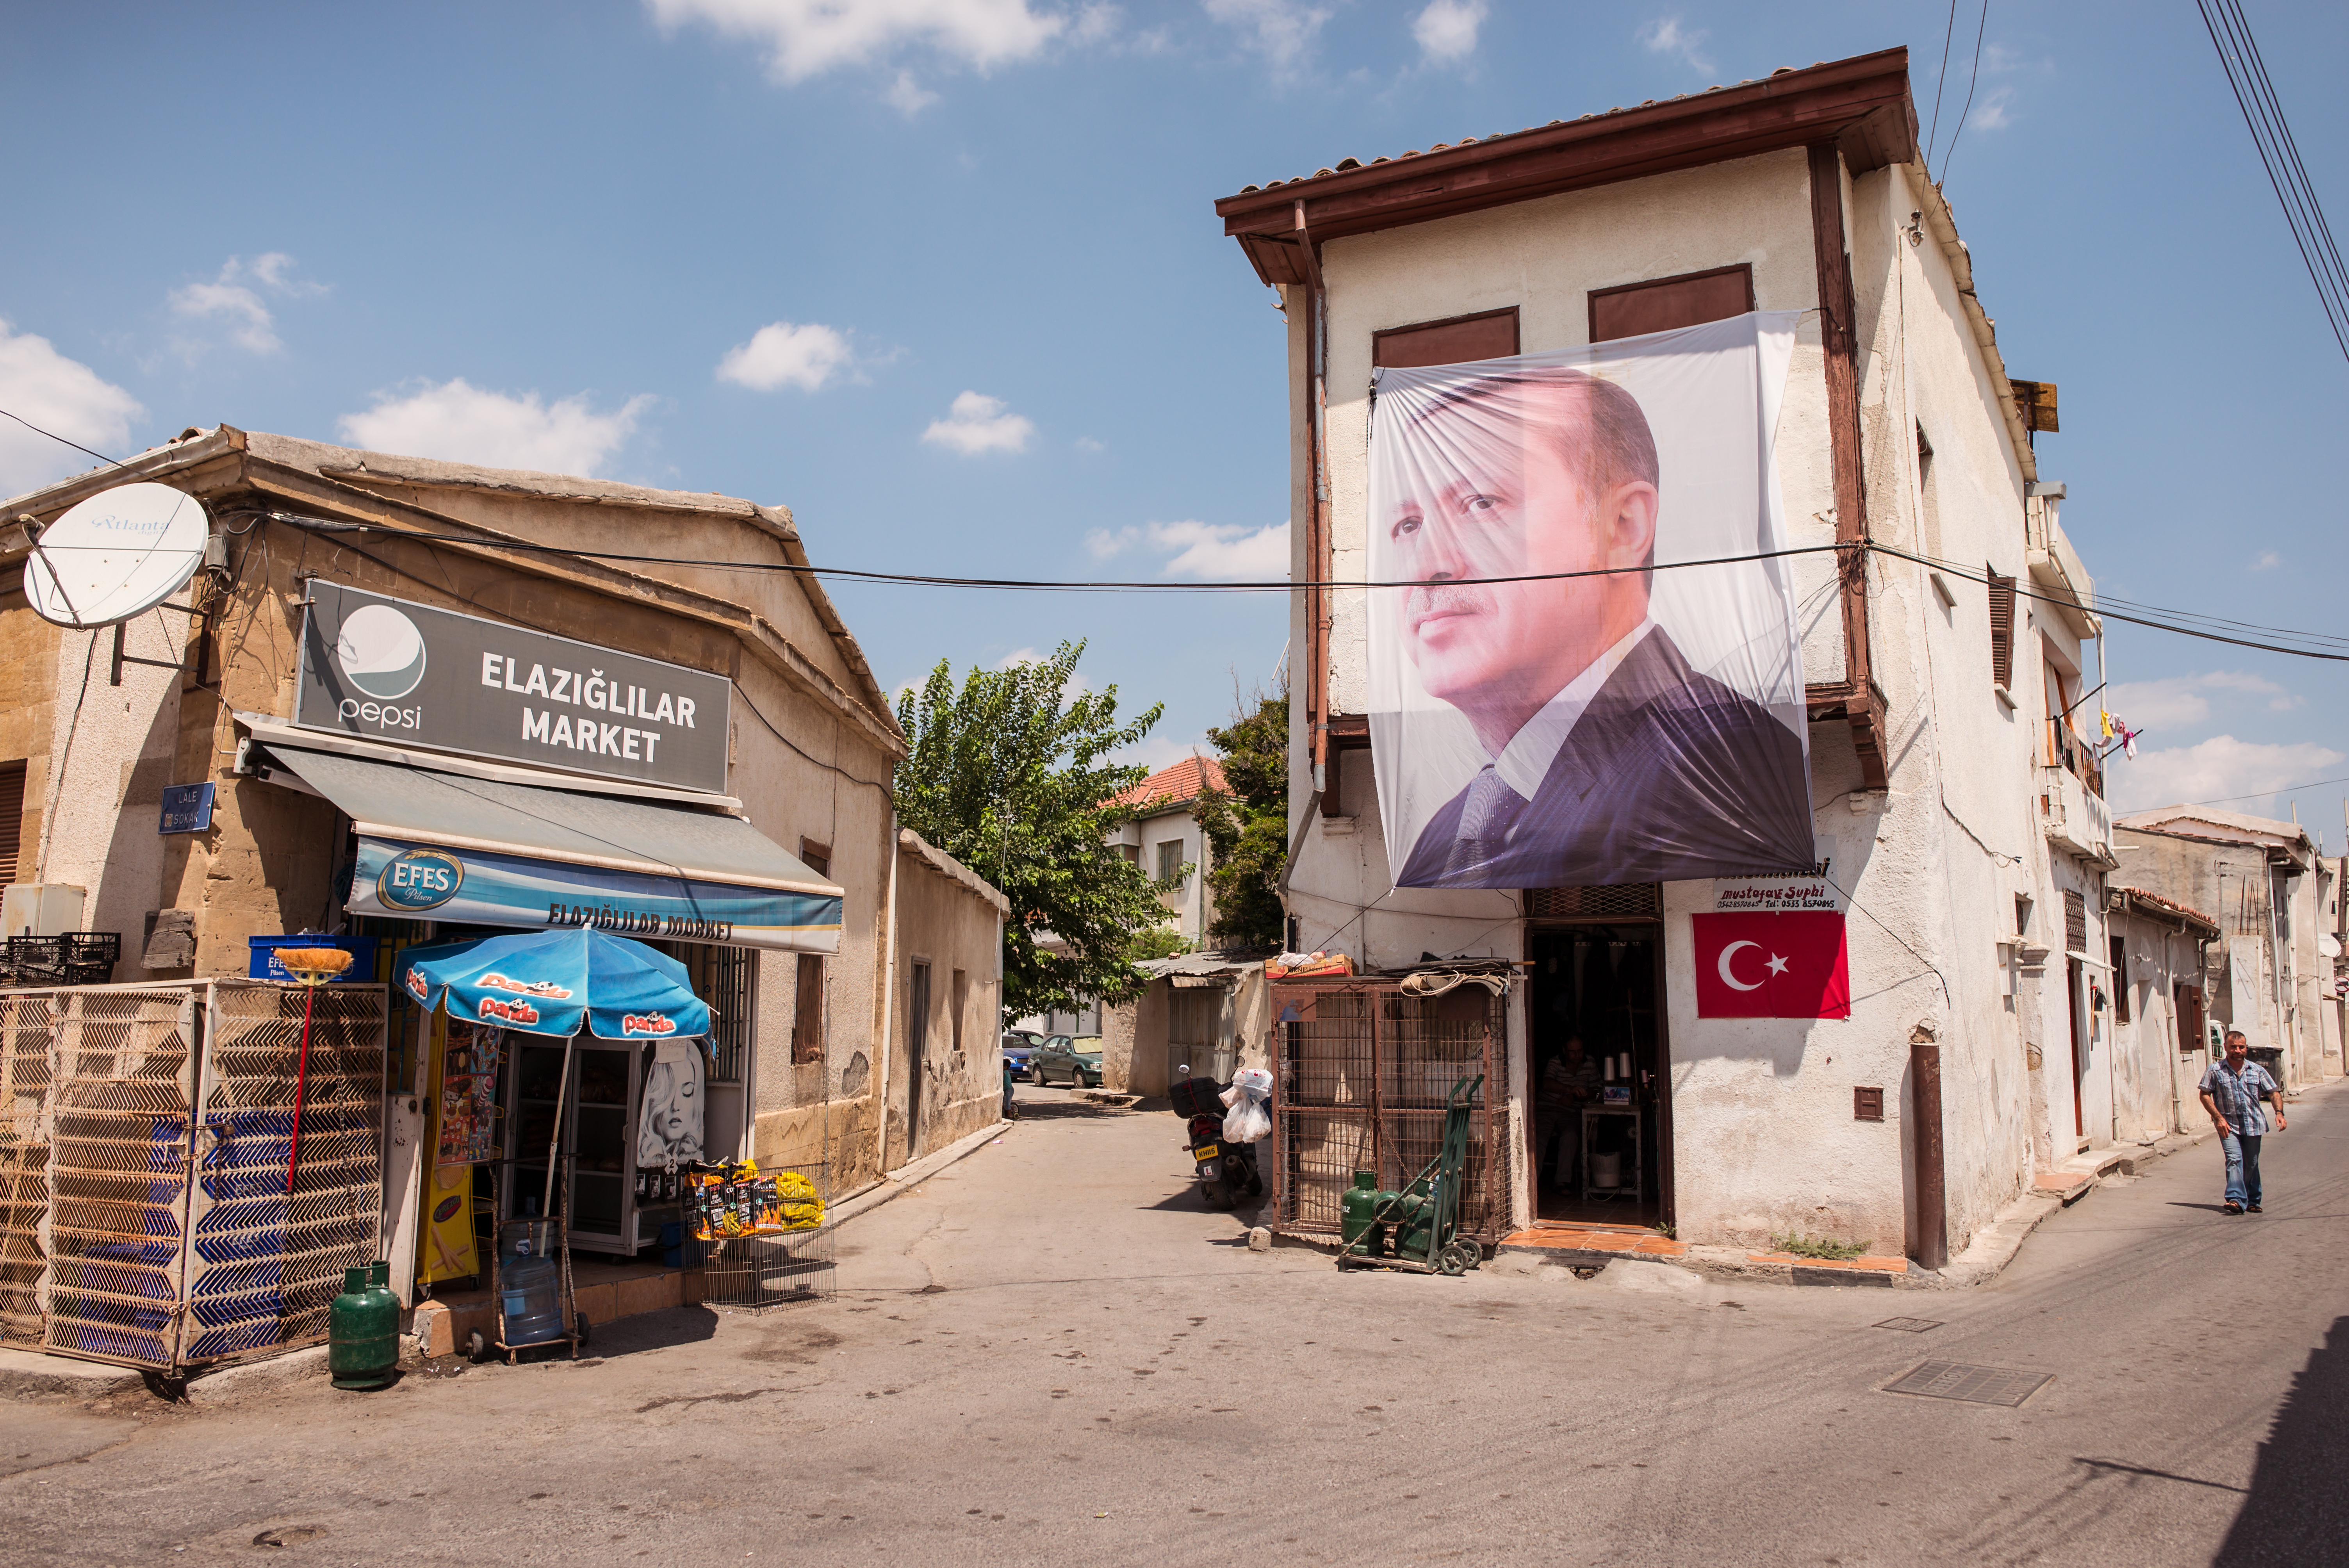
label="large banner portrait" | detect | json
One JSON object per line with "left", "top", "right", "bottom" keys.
{"left": 1368, "top": 311, "right": 1813, "bottom": 889}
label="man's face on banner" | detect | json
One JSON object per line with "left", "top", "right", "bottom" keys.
{"left": 1385, "top": 380, "right": 1658, "bottom": 734}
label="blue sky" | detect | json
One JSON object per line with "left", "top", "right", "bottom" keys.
{"left": 3, "top": 2, "right": 2343, "bottom": 842}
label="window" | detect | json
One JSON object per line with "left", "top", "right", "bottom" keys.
{"left": 2064, "top": 889, "right": 2087, "bottom": 954}
{"left": 1325, "top": 742, "right": 1370, "bottom": 818}
{"left": 1372, "top": 307, "right": 1518, "bottom": 369}
{"left": 0, "top": 761, "right": 23, "bottom": 886}
{"left": 1987, "top": 569, "right": 2016, "bottom": 690}
{"left": 792, "top": 953, "right": 825, "bottom": 1064}
{"left": 798, "top": 838, "right": 831, "bottom": 878}
{"left": 1156, "top": 839, "right": 1186, "bottom": 886}
{"left": 2175, "top": 984, "right": 2206, "bottom": 1055}
{"left": 1589, "top": 264, "right": 1754, "bottom": 342}
{"left": 951, "top": 969, "right": 968, "bottom": 1058}
{"left": 1117, "top": 843, "right": 1140, "bottom": 864}
{"left": 1915, "top": 424, "right": 1941, "bottom": 560}
{"left": 2110, "top": 936, "right": 2132, "bottom": 1024}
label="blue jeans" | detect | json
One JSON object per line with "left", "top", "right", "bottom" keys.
{"left": 2221, "top": 1130, "right": 2264, "bottom": 1208}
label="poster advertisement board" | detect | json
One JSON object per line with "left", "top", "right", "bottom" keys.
{"left": 1367, "top": 312, "right": 1814, "bottom": 889}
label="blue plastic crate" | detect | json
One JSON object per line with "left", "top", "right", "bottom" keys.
{"left": 247, "top": 935, "right": 379, "bottom": 983}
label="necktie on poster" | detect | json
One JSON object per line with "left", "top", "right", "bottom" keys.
{"left": 1691, "top": 912, "right": 1852, "bottom": 1020}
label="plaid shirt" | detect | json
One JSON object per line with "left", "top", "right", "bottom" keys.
{"left": 2199, "top": 1058, "right": 2280, "bottom": 1135}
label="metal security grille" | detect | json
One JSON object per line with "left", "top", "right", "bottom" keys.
{"left": 1270, "top": 979, "right": 1507, "bottom": 1245}
{"left": 1166, "top": 985, "right": 1236, "bottom": 1090}
{"left": 0, "top": 992, "right": 53, "bottom": 1349}
{"left": 41, "top": 987, "right": 201, "bottom": 1367}
{"left": 189, "top": 984, "right": 385, "bottom": 1363}
{"left": 697, "top": 1160, "right": 836, "bottom": 1309}
{"left": 0, "top": 980, "right": 386, "bottom": 1373}
{"left": 1527, "top": 884, "right": 1661, "bottom": 919}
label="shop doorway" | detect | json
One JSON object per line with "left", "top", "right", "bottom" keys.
{"left": 1526, "top": 916, "right": 1669, "bottom": 1227}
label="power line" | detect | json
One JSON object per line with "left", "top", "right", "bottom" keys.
{"left": 2186, "top": 774, "right": 2349, "bottom": 808}
{"left": 1937, "top": 0, "right": 1993, "bottom": 185}
{"left": 0, "top": 408, "right": 126, "bottom": 473}
{"left": 1924, "top": 0, "right": 1962, "bottom": 174}
{"left": 2198, "top": 0, "right": 2349, "bottom": 360}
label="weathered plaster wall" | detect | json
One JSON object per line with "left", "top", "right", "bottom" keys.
{"left": 881, "top": 832, "right": 1005, "bottom": 1168}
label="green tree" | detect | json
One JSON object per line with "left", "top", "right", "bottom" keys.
{"left": 894, "top": 641, "right": 1167, "bottom": 1020}
{"left": 1197, "top": 685, "right": 1289, "bottom": 950}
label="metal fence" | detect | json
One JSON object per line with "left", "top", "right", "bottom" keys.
{"left": 697, "top": 1159, "right": 836, "bottom": 1308}
{"left": 0, "top": 980, "right": 386, "bottom": 1373}
{"left": 1269, "top": 978, "right": 1508, "bottom": 1245}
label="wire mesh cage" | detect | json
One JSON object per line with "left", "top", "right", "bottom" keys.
{"left": 1270, "top": 978, "right": 1510, "bottom": 1245}
{"left": 696, "top": 1158, "right": 836, "bottom": 1308}
{"left": 0, "top": 979, "right": 387, "bottom": 1372}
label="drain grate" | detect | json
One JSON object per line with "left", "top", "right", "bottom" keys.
{"left": 1873, "top": 1317, "right": 1945, "bottom": 1333}
{"left": 1883, "top": 1361, "right": 2051, "bottom": 1407}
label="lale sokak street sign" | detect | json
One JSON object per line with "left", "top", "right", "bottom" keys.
{"left": 295, "top": 583, "right": 732, "bottom": 795}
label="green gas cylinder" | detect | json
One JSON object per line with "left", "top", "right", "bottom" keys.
{"left": 1340, "top": 1172, "right": 1380, "bottom": 1250}
{"left": 329, "top": 1261, "right": 399, "bottom": 1390}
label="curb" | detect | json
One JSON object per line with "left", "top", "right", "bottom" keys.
{"left": 0, "top": 1346, "right": 146, "bottom": 1402}
{"left": 823, "top": 1115, "right": 1011, "bottom": 1235}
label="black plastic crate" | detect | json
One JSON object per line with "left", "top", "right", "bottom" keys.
{"left": 5, "top": 932, "right": 120, "bottom": 984}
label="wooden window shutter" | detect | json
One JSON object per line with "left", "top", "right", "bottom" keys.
{"left": 2176, "top": 985, "right": 2205, "bottom": 1054}
{"left": 792, "top": 953, "right": 825, "bottom": 1064}
{"left": 1589, "top": 264, "right": 1755, "bottom": 342}
{"left": 1373, "top": 307, "right": 1519, "bottom": 369}
{"left": 2064, "top": 890, "right": 2087, "bottom": 953}
{"left": 1987, "top": 570, "right": 2017, "bottom": 690}
{"left": 0, "top": 761, "right": 24, "bottom": 886}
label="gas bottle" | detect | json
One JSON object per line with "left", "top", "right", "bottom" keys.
{"left": 328, "top": 1261, "right": 399, "bottom": 1390}
{"left": 1340, "top": 1171, "right": 1380, "bottom": 1248}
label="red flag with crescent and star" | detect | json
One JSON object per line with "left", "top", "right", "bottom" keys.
{"left": 1691, "top": 912, "right": 1851, "bottom": 1019}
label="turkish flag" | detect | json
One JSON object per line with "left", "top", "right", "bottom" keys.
{"left": 1692, "top": 912, "right": 1852, "bottom": 1019}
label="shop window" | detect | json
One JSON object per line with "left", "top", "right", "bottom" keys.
{"left": 704, "top": 946, "right": 752, "bottom": 1083}
{"left": 2110, "top": 935, "right": 2131, "bottom": 1024}
{"left": 0, "top": 760, "right": 23, "bottom": 884}
{"left": 1589, "top": 265, "right": 1753, "bottom": 342}
{"left": 1373, "top": 307, "right": 1519, "bottom": 368}
{"left": 792, "top": 953, "right": 825, "bottom": 1064}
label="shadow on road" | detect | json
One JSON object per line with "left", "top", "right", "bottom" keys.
{"left": 1014, "top": 1097, "right": 1139, "bottom": 1121}
{"left": 2164, "top": 1201, "right": 2235, "bottom": 1215}
{"left": 2212, "top": 1315, "right": 2349, "bottom": 1564}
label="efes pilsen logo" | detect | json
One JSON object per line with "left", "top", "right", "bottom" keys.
{"left": 335, "top": 602, "right": 428, "bottom": 699}
{"left": 378, "top": 847, "right": 464, "bottom": 911}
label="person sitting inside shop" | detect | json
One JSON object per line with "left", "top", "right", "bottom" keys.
{"left": 1538, "top": 1034, "right": 1604, "bottom": 1193}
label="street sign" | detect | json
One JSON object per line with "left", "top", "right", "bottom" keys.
{"left": 157, "top": 782, "right": 215, "bottom": 835}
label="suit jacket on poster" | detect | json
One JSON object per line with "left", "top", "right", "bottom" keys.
{"left": 1395, "top": 627, "right": 1812, "bottom": 890}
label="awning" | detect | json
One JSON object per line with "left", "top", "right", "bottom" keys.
{"left": 258, "top": 742, "right": 844, "bottom": 953}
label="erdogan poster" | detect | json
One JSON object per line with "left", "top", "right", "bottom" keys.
{"left": 1367, "top": 312, "right": 1814, "bottom": 890}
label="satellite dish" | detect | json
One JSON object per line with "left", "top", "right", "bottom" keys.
{"left": 21, "top": 482, "right": 209, "bottom": 629}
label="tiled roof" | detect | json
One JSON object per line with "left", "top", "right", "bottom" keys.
{"left": 2117, "top": 887, "right": 2221, "bottom": 934}
{"left": 1109, "top": 755, "right": 1228, "bottom": 813}
{"left": 1232, "top": 65, "right": 1818, "bottom": 195}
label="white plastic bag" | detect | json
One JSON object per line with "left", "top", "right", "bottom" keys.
{"left": 1223, "top": 1097, "right": 1271, "bottom": 1144}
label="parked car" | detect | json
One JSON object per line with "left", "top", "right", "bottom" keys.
{"left": 1001, "top": 1030, "right": 1045, "bottom": 1081}
{"left": 1035, "top": 1035, "right": 1104, "bottom": 1089}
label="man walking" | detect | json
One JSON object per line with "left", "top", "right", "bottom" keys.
{"left": 2198, "top": 1031, "right": 2285, "bottom": 1213}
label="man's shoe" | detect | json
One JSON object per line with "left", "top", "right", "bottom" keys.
{"left": 2248, "top": 1203, "right": 2263, "bottom": 1213}
{"left": 2224, "top": 1202, "right": 2244, "bottom": 1213}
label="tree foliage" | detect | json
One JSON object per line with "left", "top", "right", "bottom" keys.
{"left": 894, "top": 641, "right": 1167, "bottom": 1021}
{"left": 1197, "top": 686, "right": 1289, "bottom": 950}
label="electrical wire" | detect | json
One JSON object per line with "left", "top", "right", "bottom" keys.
{"left": 1923, "top": 0, "right": 1961, "bottom": 174}
{"left": 0, "top": 408, "right": 125, "bottom": 474}
{"left": 1937, "top": 0, "right": 1993, "bottom": 187}
{"left": 2185, "top": 773, "right": 2349, "bottom": 808}
{"left": 2198, "top": 0, "right": 2349, "bottom": 360}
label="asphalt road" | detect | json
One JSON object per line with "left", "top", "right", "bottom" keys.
{"left": 4, "top": 1077, "right": 2343, "bottom": 1567}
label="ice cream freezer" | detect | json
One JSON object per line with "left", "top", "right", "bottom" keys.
{"left": 499, "top": 1037, "right": 706, "bottom": 1256}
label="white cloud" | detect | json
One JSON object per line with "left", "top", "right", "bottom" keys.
{"left": 167, "top": 253, "right": 324, "bottom": 356}
{"left": 1070, "top": 2, "right": 1119, "bottom": 43}
{"left": 1636, "top": 16, "right": 1711, "bottom": 73}
{"left": 0, "top": 321, "right": 143, "bottom": 498}
{"left": 1203, "top": 0, "right": 1331, "bottom": 72}
{"left": 996, "top": 645, "right": 1091, "bottom": 701}
{"left": 922, "top": 390, "right": 1033, "bottom": 454}
{"left": 884, "top": 68, "right": 940, "bottom": 112}
{"left": 1087, "top": 518, "right": 1289, "bottom": 579}
{"left": 1969, "top": 87, "right": 2014, "bottom": 132}
{"left": 647, "top": 0, "right": 1066, "bottom": 82}
{"left": 1073, "top": 435, "right": 1105, "bottom": 452}
{"left": 1412, "top": 0, "right": 1484, "bottom": 62}
{"left": 337, "top": 379, "right": 652, "bottom": 476}
{"left": 2249, "top": 549, "right": 2284, "bottom": 571}
{"left": 2104, "top": 670, "right": 2299, "bottom": 733}
{"left": 716, "top": 321, "right": 855, "bottom": 391}
{"left": 2112, "top": 735, "right": 2345, "bottom": 815}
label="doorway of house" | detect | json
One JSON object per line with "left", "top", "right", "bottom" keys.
{"left": 1526, "top": 920, "right": 1669, "bottom": 1226}
{"left": 2066, "top": 956, "right": 2087, "bottom": 1141}
{"left": 906, "top": 962, "right": 930, "bottom": 1160}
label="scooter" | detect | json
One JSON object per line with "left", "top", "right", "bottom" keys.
{"left": 1171, "top": 1068, "right": 1265, "bottom": 1210}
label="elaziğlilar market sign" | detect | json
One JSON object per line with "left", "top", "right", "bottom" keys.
{"left": 296, "top": 584, "right": 732, "bottom": 794}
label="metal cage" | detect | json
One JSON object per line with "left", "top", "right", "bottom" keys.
{"left": 0, "top": 979, "right": 386, "bottom": 1374}
{"left": 1269, "top": 978, "right": 1509, "bottom": 1245}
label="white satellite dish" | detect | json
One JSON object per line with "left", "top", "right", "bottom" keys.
{"left": 21, "top": 482, "right": 209, "bottom": 629}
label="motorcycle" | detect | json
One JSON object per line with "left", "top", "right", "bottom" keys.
{"left": 1171, "top": 1066, "right": 1269, "bottom": 1210}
